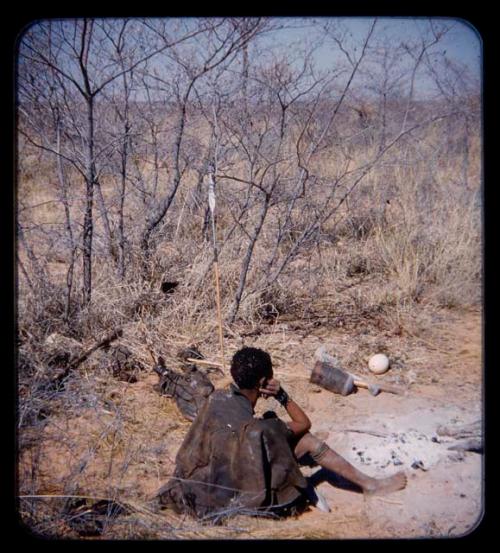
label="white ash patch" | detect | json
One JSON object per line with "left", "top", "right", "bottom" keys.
{"left": 342, "top": 429, "right": 445, "bottom": 472}
{"left": 324, "top": 406, "right": 480, "bottom": 474}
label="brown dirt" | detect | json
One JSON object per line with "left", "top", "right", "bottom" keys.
{"left": 19, "top": 307, "right": 483, "bottom": 539}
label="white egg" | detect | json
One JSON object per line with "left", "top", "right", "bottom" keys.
{"left": 368, "top": 353, "right": 390, "bottom": 374}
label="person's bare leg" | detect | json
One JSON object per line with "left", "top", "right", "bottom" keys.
{"left": 295, "top": 433, "right": 407, "bottom": 495}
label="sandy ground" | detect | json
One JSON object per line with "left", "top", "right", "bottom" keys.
{"left": 228, "top": 307, "right": 483, "bottom": 539}
{"left": 19, "top": 307, "right": 483, "bottom": 539}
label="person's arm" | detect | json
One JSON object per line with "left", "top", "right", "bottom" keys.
{"left": 259, "top": 378, "right": 311, "bottom": 437}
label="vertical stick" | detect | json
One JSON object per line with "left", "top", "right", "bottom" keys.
{"left": 213, "top": 260, "right": 225, "bottom": 368}
{"left": 208, "top": 168, "right": 225, "bottom": 370}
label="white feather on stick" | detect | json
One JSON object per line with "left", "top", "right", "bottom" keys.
{"left": 208, "top": 173, "right": 216, "bottom": 214}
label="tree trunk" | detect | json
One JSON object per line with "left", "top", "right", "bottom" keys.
{"left": 82, "top": 96, "right": 96, "bottom": 306}
{"left": 56, "top": 119, "right": 77, "bottom": 321}
{"left": 227, "top": 193, "right": 270, "bottom": 324}
{"left": 118, "top": 124, "right": 129, "bottom": 280}
{"left": 94, "top": 178, "right": 115, "bottom": 261}
{"left": 141, "top": 83, "right": 194, "bottom": 257}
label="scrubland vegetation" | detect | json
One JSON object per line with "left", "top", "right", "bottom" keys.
{"left": 17, "top": 17, "right": 481, "bottom": 538}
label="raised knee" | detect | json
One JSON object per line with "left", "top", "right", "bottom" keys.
{"left": 309, "top": 436, "right": 329, "bottom": 462}
{"left": 296, "top": 432, "right": 329, "bottom": 462}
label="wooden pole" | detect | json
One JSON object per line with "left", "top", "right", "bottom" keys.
{"left": 214, "top": 261, "right": 225, "bottom": 367}
{"left": 213, "top": 260, "right": 225, "bottom": 368}
{"left": 208, "top": 167, "right": 225, "bottom": 370}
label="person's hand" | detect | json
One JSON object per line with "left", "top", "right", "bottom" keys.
{"left": 259, "top": 378, "right": 281, "bottom": 398}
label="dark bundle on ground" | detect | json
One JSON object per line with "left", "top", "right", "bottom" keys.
{"left": 153, "top": 357, "right": 214, "bottom": 421}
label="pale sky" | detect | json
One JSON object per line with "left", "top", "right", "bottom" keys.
{"left": 260, "top": 17, "right": 481, "bottom": 98}
{"left": 19, "top": 17, "right": 481, "bottom": 102}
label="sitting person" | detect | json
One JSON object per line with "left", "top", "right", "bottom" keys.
{"left": 158, "top": 347, "right": 406, "bottom": 519}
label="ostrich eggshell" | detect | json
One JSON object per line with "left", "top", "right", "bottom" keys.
{"left": 368, "top": 353, "right": 390, "bottom": 374}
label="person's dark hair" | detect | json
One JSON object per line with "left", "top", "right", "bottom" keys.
{"left": 230, "top": 347, "right": 273, "bottom": 389}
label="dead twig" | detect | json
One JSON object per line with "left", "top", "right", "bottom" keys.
{"left": 342, "top": 428, "right": 390, "bottom": 439}
{"left": 371, "top": 497, "right": 404, "bottom": 506}
{"left": 69, "top": 328, "right": 124, "bottom": 371}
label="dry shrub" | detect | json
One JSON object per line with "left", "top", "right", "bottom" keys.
{"left": 370, "top": 187, "right": 480, "bottom": 309}
{"left": 18, "top": 279, "right": 79, "bottom": 344}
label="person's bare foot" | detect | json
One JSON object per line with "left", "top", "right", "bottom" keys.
{"left": 363, "top": 471, "right": 407, "bottom": 496}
